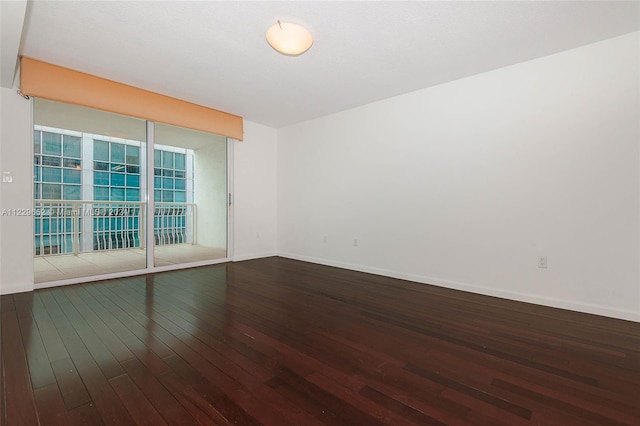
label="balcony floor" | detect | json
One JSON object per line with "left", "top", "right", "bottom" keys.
{"left": 34, "top": 244, "right": 227, "bottom": 283}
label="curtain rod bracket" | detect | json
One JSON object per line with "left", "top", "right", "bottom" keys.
{"left": 17, "top": 89, "right": 30, "bottom": 100}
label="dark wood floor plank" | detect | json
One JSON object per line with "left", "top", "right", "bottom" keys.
{"left": 2, "top": 257, "right": 639, "bottom": 425}
{"left": 234, "top": 319, "right": 472, "bottom": 425}
{"left": 265, "top": 376, "right": 347, "bottom": 426}
{"left": 67, "top": 402, "right": 105, "bottom": 426}
{"left": 162, "top": 335, "right": 322, "bottom": 425}
{"left": 186, "top": 358, "right": 292, "bottom": 425}
{"left": 120, "top": 357, "right": 199, "bottom": 425}
{"left": 109, "top": 279, "right": 287, "bottom": 388}
{"left": 49, "top": 288, "right": 125, "bottom": 380}
{"left": 109, "top": 374, "right": 168, "bottom": 426}
{"left": 492, "top": 377, "right": 635, "bottom": 426}
{"left": 233, "top": 318, "right": 471, "bottom": 422}
{"left": 0, "top": 295, "right": 15, "bottom": 312}
{"left": 1, "top": 308, "right": 40, "bottom": 426}
{"left": 271, "top": 366, "right": 387, "bottom": 426}
{"left": 62, "top": 287, "right": 135, "bottom": 364}
{"left": 304, "top": 372, "right": 421, "bottom": 426}
{"left": 364, "top": 310, "right": 601, "bottom": 386}
{"left": 73, "top": 286, "right": 171, "bottom": 376}
{"left": 16, "top": 313, "right": 57, "bottom": 390}
{"left": 163, "top": 357, "right": 259, "bottom": 425}
{"left": 13, "top": 292, "right": 58, "bottom": 391}
{"left": 163, "top": 299, "right": 306, "bottom": 379}
{"left": 38, "top": 289, "right": 136, "bottom": 426}
{"left": 89, "top": 286, "right": 175, "bottom": 360}
{"left": 405, "top": 362, "right": 533, "bottom": 420}
{"left": 233, "top": 314, "right": 478, "bottom": 421}
{"left": 425, "top": 346, "right": 640, "bottom": 419}
{"left": 48, "top": 357, "right": 92, "bottom": 411}
{"left": 156, "top": 369, "right": 231, "bottom": 425}
{"left": 33, "top": 383, "right": 70, "bottom": 426}
{"left": 359, "top": 385, "right": 447, "bottom": 425}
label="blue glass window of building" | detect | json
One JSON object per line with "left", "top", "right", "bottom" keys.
{"left": 93, "top": 140, "right": 141, "bottom": 203}
{"left": 153, "top": 149, "right": 188, "bottom": 245}
{"left": 34, "top": 130, "right": 82, "bottom": 201}
{"left": 153, "top": 150, "right": 187, "bottom": 203}
{"left": 33, "top": 129, "right": 82, "bottom": 255}
{"left": 92, "top": 140, "right": 142, "bottom": 250}
{"left": 34, "top": 127, "right": 194, "bottom": 256}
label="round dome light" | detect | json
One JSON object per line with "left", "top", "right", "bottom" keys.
{"left": 266, "top": 21, "right": 313, "bottom": 56}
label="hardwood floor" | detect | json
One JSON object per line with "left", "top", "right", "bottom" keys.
{"left": 1, "top": 256, "right": 639, "bottom": 425}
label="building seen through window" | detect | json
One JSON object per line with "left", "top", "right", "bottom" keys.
{"left": 33, "top": 125, "right": 194, "bottom": 255}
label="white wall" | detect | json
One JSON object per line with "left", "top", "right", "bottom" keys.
{"left": 233, "top": 120, "right": 278, "bottom": 261}
{"left": 277, "top": 32, "right": 640, "bottom": 321}
{"left": 0, "top": 86, "right": 34, "bottom": 294}
{"left": 194, "top": 141, "right": 227, "bottom": 249}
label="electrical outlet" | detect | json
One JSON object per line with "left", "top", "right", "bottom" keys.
{"left": 353, "top": 238, "right": 358, "bottom": 247}
{"left": 538, "top": 256, "right": 547, "bottom": 269}
{"left": 323, "top": 236, "right": 327, "bottom": 243}
{"left": 256, "top": 232, "right": 260, "bottom": 239}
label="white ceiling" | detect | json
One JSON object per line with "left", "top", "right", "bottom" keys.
{"left": 17, "top": 1, "right": 640, "bottom": 128}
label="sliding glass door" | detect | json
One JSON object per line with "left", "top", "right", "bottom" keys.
{"left": 33, "top": 99, "right": 228, "bottom": 284}
{"left": 153, "top": 123, "right": 228, "bottom": 267}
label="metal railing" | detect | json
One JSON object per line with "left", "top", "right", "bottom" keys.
{"left": 34, "top": 200, "right": 196, "bottom": 257}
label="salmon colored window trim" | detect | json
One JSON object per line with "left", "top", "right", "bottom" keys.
{"left": 20, "top": 57, "right": 243, "bottom": 140}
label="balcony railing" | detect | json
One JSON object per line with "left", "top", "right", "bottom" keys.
{"left": 34, "top": 200, "right": 196, "bottom": 257}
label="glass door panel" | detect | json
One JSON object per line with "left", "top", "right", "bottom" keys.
{"left": 33, "top": 99, "right": 147, "bottom": 283}
{"left": 153, "top": 123, "right": 227, "bottom": 266}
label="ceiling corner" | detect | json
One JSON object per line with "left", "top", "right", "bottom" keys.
{"left": 1, "top": 0, "right": 28, "bottom": 88}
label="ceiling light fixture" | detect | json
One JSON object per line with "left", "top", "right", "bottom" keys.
{"left": 266, "top": 21, "right": 313, "bottom": 56}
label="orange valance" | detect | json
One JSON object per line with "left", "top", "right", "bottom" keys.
{"left": 20, "top": 57, "right": 243, "bottom": 140}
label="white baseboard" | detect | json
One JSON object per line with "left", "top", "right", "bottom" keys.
{"left": 278, "top": 252, "right": 640, "bottom": 323}
{"left": 233, "top": 252, "right": 278, "bottom": 262}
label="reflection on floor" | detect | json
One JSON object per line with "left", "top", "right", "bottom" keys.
{"left": 34, "top": 244, "right": 227, "bottom": 283}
